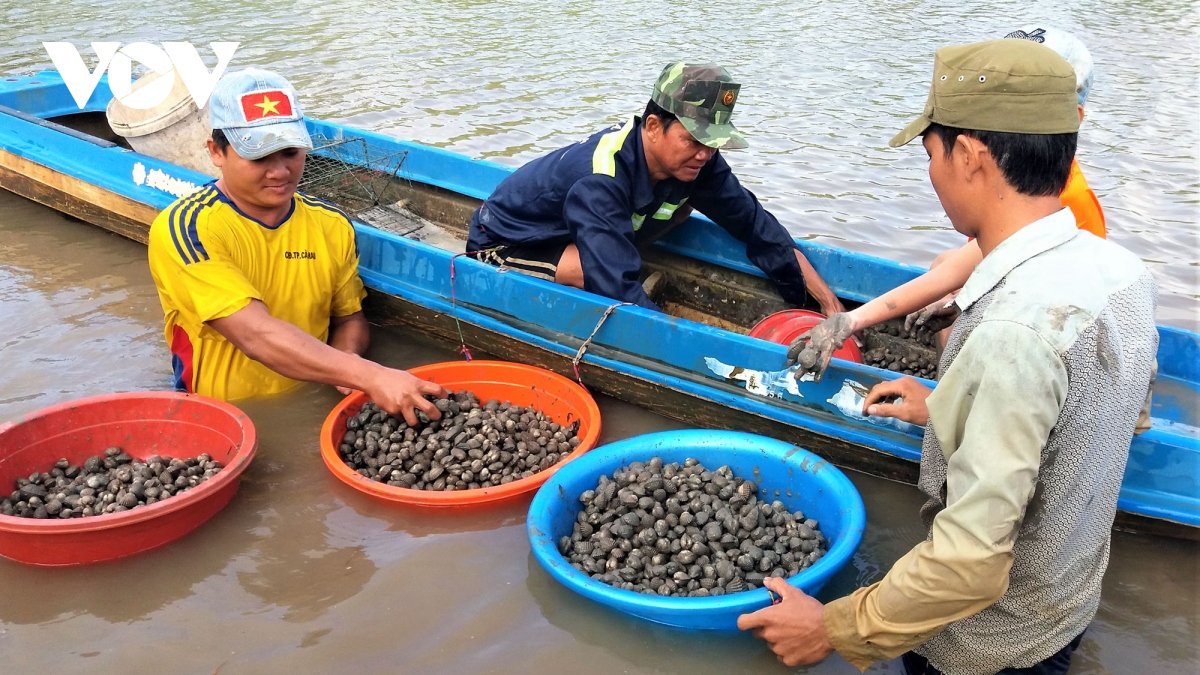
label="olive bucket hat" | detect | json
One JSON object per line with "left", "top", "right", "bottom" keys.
{"left": 890, "top": 39, "right": 1080, "bottom": 148}
{"left": 651, "top": 61, "right": 748, "bottom": 150}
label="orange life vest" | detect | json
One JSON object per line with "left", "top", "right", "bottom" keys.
{"left": 1061, "top": 159, "right": 1106, "bottom": 238}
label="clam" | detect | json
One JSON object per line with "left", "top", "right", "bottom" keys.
{"left": 1, "top": 450, "right": 222, "bottom": 520}
{"left": 561, "top": 457, "right": 827, "bottom": 597}
{"left": 338, "top": 394, "right": 580, "bottom": 491}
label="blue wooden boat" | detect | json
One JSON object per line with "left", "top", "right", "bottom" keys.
{"left": 1, "top": 72, "right": 1196, "bottom": 538}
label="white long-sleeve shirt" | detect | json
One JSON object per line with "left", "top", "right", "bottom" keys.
{"left": 823, "top": 209, "right": 1158, "bottom": 674}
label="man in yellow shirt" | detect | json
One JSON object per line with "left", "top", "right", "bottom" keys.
{"left": 148, "top": 68, "right": 444, "bottom": 424}
{"left": 740, "top": 40, "right": 1156, "bottom": 674}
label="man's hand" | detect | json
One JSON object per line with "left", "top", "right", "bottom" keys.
{"left": 364, "top": 367, "right": 449, "bottom": 426}
{"left": 904, "top": 292, "right": 959, "bottom": 334}
{"left": 208, "top": 301, "right": 445, "bottom": 413}
{"left": 737, "top": 577, "right": 835, "bottom": 667}
{"left": 785, "top": 312, "right": 855, "bottom": 382}
{"left": 819, "top": 297, "right": 847, "bottom": 319}
{"left": 862, "top": 376, "right": 932, "bottom": 426}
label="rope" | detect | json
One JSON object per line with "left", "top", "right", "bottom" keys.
{"left": 572, "top": 302, "right": 632, "bottom": 387}
{"left": 450, "top": 246, "right": 628, "bottom": 387}
{"left": 448, "top": 246, "right": 507, "bottom": 362}
{"left": 448, "top": 251, "right": 472, "bottom": 361}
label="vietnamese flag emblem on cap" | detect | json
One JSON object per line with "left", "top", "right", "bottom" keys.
{"left": 240, "top": 90, "right": 294, "bottom": 123}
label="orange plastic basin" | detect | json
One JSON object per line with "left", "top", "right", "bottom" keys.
{"left": 749, "top": 309, "right": 863, "bottom": 363}
{"left": 0, "top": 392, "right": 257, "bottom": 566}
{"left": 321, "top": 360, "right": 601, "bottom": 508}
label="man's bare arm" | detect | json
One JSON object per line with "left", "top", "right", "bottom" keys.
{"left": 792, "top": 249, "right": 845, "bottom": 317}
{"left": 329, "top": 311, "right": 370, "bottom": 356}
{"left": 786, "top": 241, "right": 982, "bottom": 380}
{"left": 209, "top": 301, "right": 445, "bottom": 424}
{"left": 846, "top": 240, "right": 982, "bottom": 332}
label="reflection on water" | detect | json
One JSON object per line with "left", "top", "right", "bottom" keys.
{"left": 0, "top": 196, "right": 166, "bottom": 410}
{"left": 1076, "top": 531, "right": 1200, "bottom": 671}
{"left": 2, "top": 0, "right": 1197, "bottom": 329}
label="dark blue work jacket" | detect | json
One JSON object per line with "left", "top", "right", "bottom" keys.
{"left": 467, "top": 116, "right": 808, "bottom": 310}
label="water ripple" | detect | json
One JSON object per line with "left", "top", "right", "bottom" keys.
{"left": 3, "top": 0, "right": 1196, "bottom": 327}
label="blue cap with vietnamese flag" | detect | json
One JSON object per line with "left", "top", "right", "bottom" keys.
{"left": 209, "top": 67, "right": 313, "bottom": 160}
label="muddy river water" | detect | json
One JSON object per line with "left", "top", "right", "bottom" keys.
{"left": 1, "top": 0, "right": 1198, "bottom": 672}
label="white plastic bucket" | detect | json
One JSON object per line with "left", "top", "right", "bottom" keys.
{"left": 106, "top": 70, "right": 218, "bottom": 177}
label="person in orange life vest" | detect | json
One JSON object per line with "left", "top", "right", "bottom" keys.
{"left": 147, "top": 68, "right": 445, "bottom": 425}
{"left": 1008, "top": 26, "right": 1104, "bottom": 239}
{"left": 785, "top": 27, "right": 1107, "bottom": 380}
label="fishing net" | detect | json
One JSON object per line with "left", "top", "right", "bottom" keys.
{"left": 300, "top": 134, "right": 405, "bottom": 210}
{"left": 299, "top": 134, "right": 457, "bottom": 247}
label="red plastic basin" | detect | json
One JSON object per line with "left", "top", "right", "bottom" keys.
{"left": 0, "top": 392, "right": 257, "bottom": 566}
{"left": 321, "top": 360, "right": 601, "bottom": 508}
{"left": 749, "top": 310, "right": 863, "bottom": 363}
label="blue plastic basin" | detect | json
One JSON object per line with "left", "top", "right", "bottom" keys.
{"left": 527, "top": 429, "right": 866, "bottom": 631}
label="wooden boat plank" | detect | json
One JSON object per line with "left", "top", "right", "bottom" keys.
{"left": 0, "top": 147, "right": 156, "bottom": 243}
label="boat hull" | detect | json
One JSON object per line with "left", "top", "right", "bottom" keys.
{"left": 1, "top": 73, "right": 1196, "bottom": 539}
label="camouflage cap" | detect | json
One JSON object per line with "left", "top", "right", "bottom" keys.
{"left": 651, "top": 61, "right": 748, "bottom": 150}
{"left": 890, "top": 39, "right": 1080, "bottom": 148}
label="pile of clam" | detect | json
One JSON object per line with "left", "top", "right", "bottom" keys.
{"left": 338, "top": 392, "right": 581, "bottom": 491}
{"left": 860, "top": 343, "right": 938, "bottom": 378}
{"left": 0, "top": 447, "right": 224, "bottom": 519}
{"left": 559, "top": 457, "right": 827, "bottom": 597}
{"left": 860, "top": 321, "right": 940, "bottom": 378}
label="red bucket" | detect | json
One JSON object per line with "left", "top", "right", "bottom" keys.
{"left": 749, "top": 310, "right": 863, "bottom": 363}
{"left": 0, "top": 392, "right": 257, "bottom": 566}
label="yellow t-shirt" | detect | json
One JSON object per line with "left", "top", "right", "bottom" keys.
{"left": 147, "top": 184, "right": 367, "bottom": 400}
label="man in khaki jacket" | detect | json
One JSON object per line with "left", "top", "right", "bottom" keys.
{"left": 738, "top": 40, "right": 1158, "bottom": 675}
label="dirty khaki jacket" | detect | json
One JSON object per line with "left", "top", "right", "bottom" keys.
{"left": 823, "top": 209, "right": 1158, "bottom": 674}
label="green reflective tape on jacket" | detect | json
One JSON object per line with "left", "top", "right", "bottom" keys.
{"left": 652, "top": 198, "right": 689, "bottom": 220}
{"left": 592, "top": 117, "right": 637, "bottom": 177}
{"left": 632, "top": 213, "right": 647, "bottom": 231}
